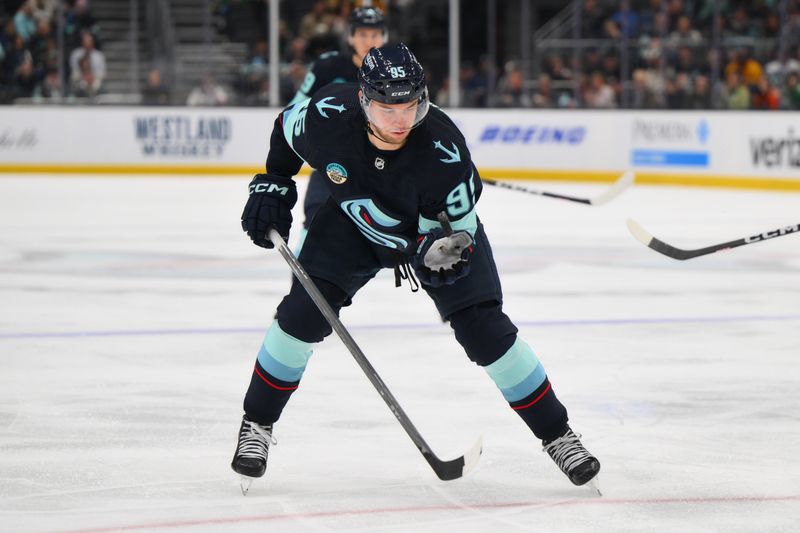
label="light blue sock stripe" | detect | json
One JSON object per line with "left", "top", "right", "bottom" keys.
{"left": 499, "top": 364, "right": 547, "bottom": 402}
{"left": 257, "top": 343, "right": 305, "bottom": 382}
{"left": 484, "top": 338, "right": 547, "bottom": 402}
{"left": 256, "top": 321, "right": 313, "bottom": 382}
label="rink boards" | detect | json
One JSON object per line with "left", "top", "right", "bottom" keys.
{"left": 1, "top": 106, "right": 798, "bottom": 189}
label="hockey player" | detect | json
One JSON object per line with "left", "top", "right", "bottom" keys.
{"left": 290, "top": 6, "right": 388, "bottom": 241}
{"left": 233, "top": 43, "right": 601, "bottom": 490}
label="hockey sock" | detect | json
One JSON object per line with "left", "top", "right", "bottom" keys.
{"left": 243, "top": 320, "right": 314, "bottom": 424}
{"left": 483, "top": 338, "right": 568, "bottom": 441}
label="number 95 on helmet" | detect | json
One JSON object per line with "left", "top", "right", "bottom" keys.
{"left": 358, "top": 43, "right": 430, "bottom": 130}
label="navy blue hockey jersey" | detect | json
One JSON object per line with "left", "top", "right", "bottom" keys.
{"left": 266, "top": 83, "right": 482, "bottom": 256}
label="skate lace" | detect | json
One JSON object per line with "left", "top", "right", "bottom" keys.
{"left": 542, "top": 430, "right": 591, "bottom": 474}
{"left": 238, "top": 419, "right": 277, "bottom": 460}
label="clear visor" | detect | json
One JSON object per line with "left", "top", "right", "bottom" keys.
{"left": 360, "top": 88, "right": 430, "bottom": 131}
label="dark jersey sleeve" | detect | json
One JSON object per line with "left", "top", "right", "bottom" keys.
{"left": 417, "top": 108, "right": 482, "bottom": 238}
{"left": 265, "top": 98, "right": 312, "bottom": 178}
{"left": 288, "top": 52, "right": 352, "bottom": 104}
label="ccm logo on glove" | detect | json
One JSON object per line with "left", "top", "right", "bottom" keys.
{"left": 241, "top": 173, "right": 298, "bottom": 249}
{"left": 249, "top": 182, "right": 292, "bottom": 196}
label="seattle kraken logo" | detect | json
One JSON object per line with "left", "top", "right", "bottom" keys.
{"left": 340, "top": 198, "right": 412, "bottom": 252}
{"left": 375, "top": 157, "right": 385, "bottom": 170}
{"left": 315, "top": 97, "right": 346, "bottom": 118}
{"left": 434, "top": 140, "right": 461, "bottom": 163}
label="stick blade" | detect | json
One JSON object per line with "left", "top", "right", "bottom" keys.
{"left": 590, "top": 171, "right": 635, "bottom": 206}
{"left": 626, "top": 217, "right": 654, "bottom": 247}
{"left": 430, "top": 435, "right": 483, "bottom": 481}
{"left": 626, "top": 218, "right": 696, "bottom": 260}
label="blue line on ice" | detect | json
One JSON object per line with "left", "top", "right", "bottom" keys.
{"left": 2, "top": 314, "right": 800, "bottom": 340}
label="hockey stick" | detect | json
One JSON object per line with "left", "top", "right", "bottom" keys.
{"left": 626, "top": 218, "right": 800, "bottom": 260}
{"left": 268, "top": 228, "right": 482, "bottom": 480}
{"left": 482, "top": 170, "right": 635, "bottom": 206}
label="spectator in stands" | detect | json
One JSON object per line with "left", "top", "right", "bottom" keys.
{"left": 763, "top": 12, "right": 781, "bottom": 38}
{"left": 6, "top": 34, "right": 32, "bottom": 78}
{"left": 13, "top": 1, "right": 36, "bottom": 43}
{"left": 531, "top": 73, "right": 554, "bottom": 108}
{"left": 545, "top": 54, "right": 572, "bottom": 83}
{"left": 584, "top": 71, "right": 616, "bottom": 108}
{"left": 28, "top": 18, "right": 52, "bottom": 70}
{"left": 605, "top": 4, "right": 639, "bottom": 39}
{"left": 667, "top": 15, "right": 703, "bottom": 50}
{"left": 725, "top": 48, "right": 764, "bottom": 88}
{"left": 638, "top": 0, "right": 665, "bottom": 38}
{"left": 728, "top": 6, "right": 760, "bottom": 38}
{"left": 35, "top": 66, "right": 61, "bottom": 100}
{"left": 64, "top": 0, "right": 99, "bottom": 49}
{"left": 580, "top": 0, "right": 607, "bottom": 39}
{"left": 664, "top": 72, "right": 692, "bottom": 108}
{"left": 141, "top": 68, "right": 170, "bottom": 105}
{"left": 1, "top": 18, "right": 17, "bottom": 56}
{"left": 764, "top": 46, "right": 800, "bottom": 84}
{"left": 186, "top": 73, "right": 229, "bottom": 106}
{"left": 71, "top": 52, "right": 101, "bottom": 97}
{"left": 627, "top": 68, "right": 661, "bottom": 109}
{"left": 600, "top": 50, "right": 619, "bottom": 81}
{"left": 13, "top": 57, "right": 37, "bottom": 99}
{"left": 298, "top": 1, "right": 336, "bottom": 41}
{"left": 751, "top": 74, "right": 781, "bottom": 110}
{"left": 784, "top": 71, "right": 800, "bottom": 109}
{"left": 688, "top": 74, "right": 712, "bottom": 109}
{"left": 496, "top": 60, "right": 531, "bottom": 108}
{"left": 285, "top": 36, "right": 309, "bottom": 64}
{"left": 721, "top": 70, "right": 750, "bottom": 109}
{"left": 30, "top": 0, "right": 56, "bottom": 24}
{"left": 673, "top": 46, "right": 704, "bottom": 78}
{"left": 69, "top": 31, "right": 105, "bottom": 88}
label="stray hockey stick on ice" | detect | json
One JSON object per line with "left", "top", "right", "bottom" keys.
{"left": 268, "top": 228, "right": 483, "bottom": 480}
{"left": 483, "top": 170, "right": 635, "bottom": 206}
{"left": 626, "top": 219, "right": 800, "bottom": 260}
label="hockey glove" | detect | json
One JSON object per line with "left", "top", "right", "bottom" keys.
{"left": 411, "top": 227, "right": 474, "bottom": 287}
{"left": 241, "top": 173, "right": 297, "bottom": 248}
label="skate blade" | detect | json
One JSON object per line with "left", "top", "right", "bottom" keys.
{"left": 586, "top": 476, "right": 602, "bottom": 497}
{"left": 240, "top": 476, "right": 255, "bottom": 496}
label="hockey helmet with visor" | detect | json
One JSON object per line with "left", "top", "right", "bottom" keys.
{"left": 358, "top": 43, "right": 430, "bottom": 130}
{"left": 348, "top": 6, "right": 386, "bottom": 35}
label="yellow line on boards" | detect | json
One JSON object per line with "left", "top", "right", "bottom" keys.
{"left": 478, "top": 168, "right": 800, "bottom": 191}
{"left": 0, "top": 164, "right": 798, "bottom": 191}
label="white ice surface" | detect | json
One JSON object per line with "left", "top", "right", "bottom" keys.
{"left": 0, "top": 175, "right": 798, "bottom": 533}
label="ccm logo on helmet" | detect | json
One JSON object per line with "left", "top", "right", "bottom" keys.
{"left": 391, "top": 90, "right": 411, "bottom": 97}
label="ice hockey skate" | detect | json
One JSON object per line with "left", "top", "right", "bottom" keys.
{"left": 231, "top": 415, "right": 275, "bottom": 495}
{"left": 543, "top": 427, "right": 601, "bottom": 495}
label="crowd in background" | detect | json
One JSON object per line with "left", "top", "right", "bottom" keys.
{"left": 2, "top": 0, "right": 800, "bottom": 109}
{"left": 0, "top": 0, "right": 104, "bottom": 103}
{"left": 501, "top": 0, "right": 800, "bottom": 110}
{"left": 218, "top": 0, "right": 800, "bottom": 110}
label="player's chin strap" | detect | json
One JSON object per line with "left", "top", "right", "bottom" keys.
{"left": 365, "top": 121, "right": 403, "bottom": 146}
{"left": 394, "top": 261, "right": 419, "bottom": 292}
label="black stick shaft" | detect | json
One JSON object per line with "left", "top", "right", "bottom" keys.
{"left": 267, "top": 229, "right": 474, "bottom": 480}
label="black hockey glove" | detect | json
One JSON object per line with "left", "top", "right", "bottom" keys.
{"left": 241, "top": 173, "right": 297, "bottom": 249}
{"left": 411, "top": 227, "right": 474, "bottom": 287}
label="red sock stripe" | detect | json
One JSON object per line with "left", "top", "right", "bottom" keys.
{"left": 254, "top": 363, "right": 299, "bottom": 391}
{"left": 511, "top": 382, "right": 552, "bottom": 411}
